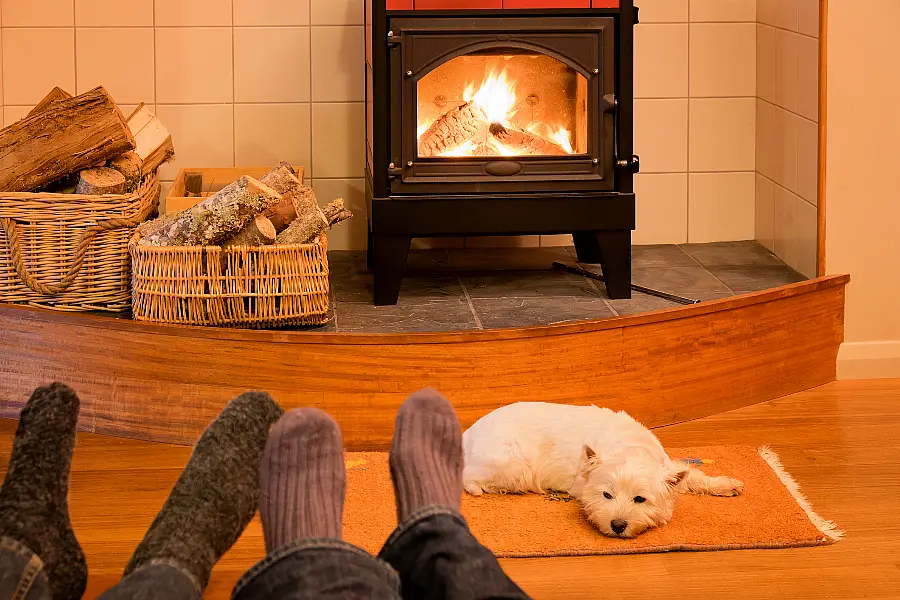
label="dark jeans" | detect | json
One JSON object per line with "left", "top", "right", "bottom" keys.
{"left": 1, "top": 507, "right": 530, "bottom": 600}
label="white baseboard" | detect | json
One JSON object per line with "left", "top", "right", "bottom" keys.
{"left": 837, "top": 340, "right": 900, "bottom": 380}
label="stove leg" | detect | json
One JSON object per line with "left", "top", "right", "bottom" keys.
{"left": 573, "top": 231, "right": 632, "bottom": 300}
{"left": 366, "top": 228, "right": 374, "bottom": 270}
{"left": 373, "top": 234, "right": 412, "bottom": 306}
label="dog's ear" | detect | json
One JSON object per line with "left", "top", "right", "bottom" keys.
{"left": 582, "top": 444, "right": 597, "bottom": 462}
{"left": 666, "top": 464, "right": 690, "bottom": 488}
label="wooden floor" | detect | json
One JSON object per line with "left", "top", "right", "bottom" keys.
{"left": 1, "top": 379, "right": 899, "bottom": 599}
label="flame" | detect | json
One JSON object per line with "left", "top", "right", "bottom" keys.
{"left": 439, "top": 140, "right": 477, "bottom": 157}
{"left": 488, "top": 137, "right": 517, "bottom": 156}
{"left": 470, "top": 69, "right": 517, "bottom": 124}
{"left": 551, "top": 126, "right": 574, "bottom": 154}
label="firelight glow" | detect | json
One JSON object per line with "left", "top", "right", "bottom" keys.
{"left": 466, "top": 69, "right": 517, "bottom": 125}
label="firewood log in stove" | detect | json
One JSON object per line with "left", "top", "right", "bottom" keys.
{"left": 417, "top": 102, "right": 490, "bottom": 157}
{"left": 487, "top": 123, "right": 569, "bottom": 156}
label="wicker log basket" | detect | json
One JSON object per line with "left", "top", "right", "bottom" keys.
{"left": 0, "top": 174, "right": 160, "bottom": 312}
{"left": 129, "top": 232, "right": 330, "bottom": 328}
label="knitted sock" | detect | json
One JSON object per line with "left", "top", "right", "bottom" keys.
{"left": 389, "top": 388, "right": 463, "bottom": 523}
{"left": 0, "top": 383, "right": 87, "bottom": 600}
{"left": 259, "top": 408, "right": 346, "bottom": 552}
{"left": 124, "top": 391, "right": 282, "bottom": 590}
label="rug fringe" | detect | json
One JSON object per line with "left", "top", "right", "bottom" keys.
{"left": 757, "top": 445, "right": 844, "bottom": 541}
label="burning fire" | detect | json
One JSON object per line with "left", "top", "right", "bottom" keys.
{"left": 422, "top": 67, "right": 576, "bottom": 158}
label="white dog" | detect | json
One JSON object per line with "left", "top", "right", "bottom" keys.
{"left": 462, "top": 402, "right": 744, "bottom": 538}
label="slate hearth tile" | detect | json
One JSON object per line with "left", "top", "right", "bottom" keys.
{"left": 472, "top": 297, "right": 614, "bottom": 330}
{"left": 460, "top": 270, "right": 600, "bottom": 299}
{"left": 630, "top": 266, "right": 732, "bottom": 300}
{"left": 706, "top": 265, "right": 805, "bottom": 294}
{"left": 448, "top": 247, "right": 572, "bottom": 272}
{"left": 607, "top": 294, "right": 681, "bottom": 316}
{"left": 331, "top": 272, "right": 464, "bottom": 304}
{"left": 334, "top": 299, "right": 478, "bottom": 333}
{"left": 679, "top": 240, "right": 785, "bottom": 267}
{"left": 328, "top": 250, "right": 454, "bottom": 276}
{"left": 630, "top": 244, "right": 697, "bottom": 268}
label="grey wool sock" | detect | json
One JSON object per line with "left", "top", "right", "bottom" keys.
{"left": 259, "top": 408, "right": 346, "bottom": 552}
{"left": 389, "top": 388, "right": 463, "bottom": 523}
{"left": 124, "top": 391, "right": 283, "bottom": 590}
{"left": 0, "top": 383, "right": 87, "bottom": 600}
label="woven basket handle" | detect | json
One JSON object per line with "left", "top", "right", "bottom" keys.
{"left": 1, "top": 183, "right": 159, "bottom": 297}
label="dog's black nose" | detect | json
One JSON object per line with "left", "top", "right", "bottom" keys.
{"left": 611, "top": 519, "right": 628, "bottom": 534}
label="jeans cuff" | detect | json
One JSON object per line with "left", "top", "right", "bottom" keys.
{"left": 381, "top": 505, "right": 468, "bottom": 552}
{"left": 1, "top": 537, "right": 45, "bottom": 600}
{"left": 231, "top": 538, "right": 398, "bottom": 598}
{"left": 132, "top": 559, "right": 203, "bottom": 597}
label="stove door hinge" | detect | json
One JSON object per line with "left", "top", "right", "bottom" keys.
{"left": 387, "top": 162, "right": 404, "bottom": 179}
{"left": 387, "top": 31, "right": 401, "bottom": 46}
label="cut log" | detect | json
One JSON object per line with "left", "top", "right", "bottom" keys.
{"left": 27, "top": 87, "right": 73, "bottom": 117}
{"left": 127, "top": 103, "right": 175, "bottom": 176}
{"left": 221, "top": 215, "right": 277, "bottom": 249}
{"left": 75, "top": 167, "right": 127, "bottom": 195}
{"left": 184, "top": 171, "right": 203, "bottom": 197}
{"left": 275, "top": 208, "right": 329, "bottom": 246}
{"left": 418, "top": 102, "right": 490, "bottom": 157}
{"left": 108, "top": 151, "right": 143, "bottom": 192}
{"left": 138, "top": 176, "right": 281, "bottom": 247}
{"left": 322, "top": 198, "right": 345, "bottom": 222}
{"left": 259, "top": 166, "right": 313, "bottom": 233}
{"left": 0, "top": 86, "right": 135, "bottom": 193}
{"left": 490, "top": 124, "right": 568, "bottom": 156}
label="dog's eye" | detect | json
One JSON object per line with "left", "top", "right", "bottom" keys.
{"left": 603, "top": 492, "right": 613, "bottom": 500}
{"left": 633, "top": 496, "right": 646, "bottom": 504}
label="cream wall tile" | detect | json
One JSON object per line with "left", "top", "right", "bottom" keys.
{"left": 311, "top": 103, "right": 365, "bottom": 178}
{"left": 797, "top": 197, "right": 817, "bottom": 278}
{"left": 155, "top": 28, "right": 233, "bottom": 103}
{"left": 159, "top": 181, "right": 173, "bottom": 214}
{"left": 0, "top": 29, "right": 3, "bottom": 110}
{"left": 76, "top": 28, "right": 154, "bottom": 104}
{"left": 689, "top": 98, "right": 755, "bottom": 172}
{"left": 540, "top": 235, "right": 574, "bottom": 247}
{"left": 797, "top": 116, "right": 818, "bottom": 205}
{"left": 773, "top": 107, "right": 798, "bottom": 193}
{"left": 772, "top": 0, "right": 799, "bottom": 32}
{"left": 774, "top": 29, "right": 799, "bottom": 113}
{"left": 633, "top": 99, "right": 687, "bottom": 173}
{"left": 755, "top": 174, "right": 776, "bottom": 251}
{"left": 756, "top": 24, "right": 775, "bottom": 104}
{"left": 689, "top": 23, "right": 756, "bottom": 97}
{"left": 633, "top": 173, "right": 688, "bottom": 244}
{"left": 466, "top": 236, "right": 540, "bottom": 248}
{"left": 757, "top": 0, "right": 777, "bottom": 26}
{"left": 798, "top": 34, "right": 819, "bottom": 121}
{"left": 311, "top": 0, "right": 364, "bottom": 25}
{"left": 632, "top": 0, "right": 687, "bottom": 23}
{"left": 311, "top": 27, "right": 364, "bottom": 102}
{"left": 234, "top": 104, "right": 311, "bottom": 170}
{"left": 155, "top": 0, "right": 231, "bottom": 26}
{"left": 234, "top": 27, "right": 311, "bottom": 103}
{"left": 312, "top": 178, "right": 366, "bottom": 250}
{"left": 798, "top": 0, "right": 819, "bottom": 38}
{"left": 634, "top": 24, "right": 688, "bottom": 98}
{"left": 756, "top": 99, "right": 775, "bottom": 180}
{"left": 2, "top": 28, "right": 74, "bottom": 105}
{"left": 688, "top": 172, "right": 755, "bottom": 242}
{"left": 2, "top": 0, "right": 73, "bottom": 26}
{"left": 75, "top": 0, "right": 152, "bottom": 26}
{"left": 690, "top": 0, "right": 755, "bottom": 22}
{"left": 774, "top": 185, "right": 799, "bottom": 268}
{"left": 3, "top": 105, "right": 29, "bottom": 126}
{"left": 154, "top": 104, "right": 234, "bottom": 180}
{"left": 235, "top": 0, "right": 309, "bottom": 25}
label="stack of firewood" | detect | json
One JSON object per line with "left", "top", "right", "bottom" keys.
{"left": 137, "top": 163, "right": 351, "bottom": 248}
{"left": 0, "top": 86, "right": 173, "bottom": 194}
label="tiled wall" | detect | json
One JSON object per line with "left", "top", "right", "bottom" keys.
{"left": 756, "top": 0, "right": 819, "bottom": 278}
{"left": 2, "top": 0, "right": 762, "bottom": 251}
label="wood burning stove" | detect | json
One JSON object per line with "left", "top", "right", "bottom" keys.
{"left": 366, "top": 0, "right": 639, "bottom": 305}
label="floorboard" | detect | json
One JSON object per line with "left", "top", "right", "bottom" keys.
{"left": 1, "top": 379, "right": 899, "bottom": 599}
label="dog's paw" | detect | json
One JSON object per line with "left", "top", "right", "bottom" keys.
{"left": 464, "top": 482, "right": 485, "bottom": 496}
{"left": 709, "top": 476, "right": 744, "bottom": 496}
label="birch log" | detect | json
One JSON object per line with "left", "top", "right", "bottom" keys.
{"left": 221, "top": 215, "right": 277, "bottom": 248}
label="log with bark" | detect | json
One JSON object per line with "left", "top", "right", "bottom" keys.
{"left": 489, "top": 123, "right": 568, "bottom": 156}
{"left": 138, "top": 176, "right": 281, "bottom": 247}
{"left": 275, "top": 208, "right": 329, "bottom": 246}
{"left": 27, "top": 87, "right": 73, "bottom": 117}
{"left": 221, "top": 215, "right": 277, "bottom": 249}
{"left": 0, "top": 86, "right": 135, "bottom": 192}
{"left": 75, "top": 167, "right": 127, "bottom": 195}
{"left": 107, "top": 152, "right": 143, "bottom": 192}
{"left": 127, "top": 104, "right": 175, "bottom": 176}
{"left": 418, "top": 102, "right": 490, "bottom": 157}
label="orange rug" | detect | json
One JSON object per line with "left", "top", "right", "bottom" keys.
{"left": 342, "top": 446, "right": 842, "bottom": 557}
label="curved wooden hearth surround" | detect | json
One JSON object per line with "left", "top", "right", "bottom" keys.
{"left": 0, "top": 275, "right": 848, "bottom": 448}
